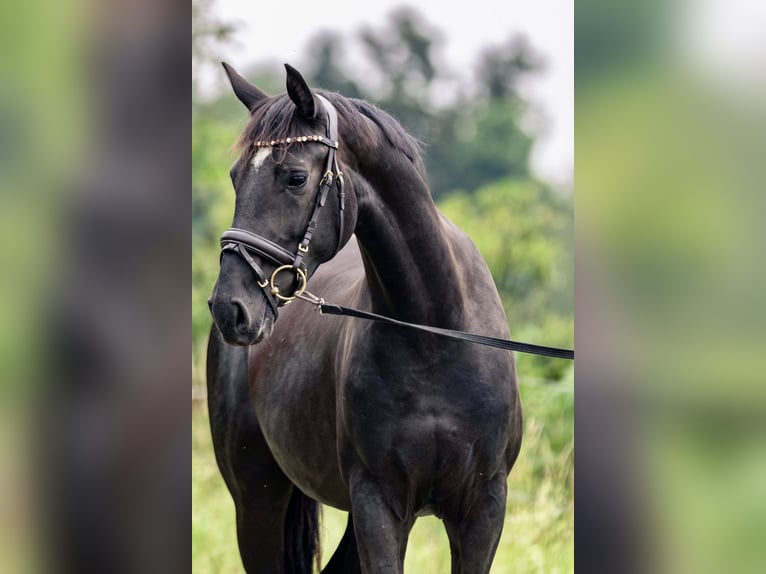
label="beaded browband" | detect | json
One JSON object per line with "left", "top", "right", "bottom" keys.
{"left": 253, "top": 134, "right": 338, "bottom": 149}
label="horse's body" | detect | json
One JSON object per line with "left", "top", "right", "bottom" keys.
{"left": 207, "top": 64, "right": 522, "bottom": 574}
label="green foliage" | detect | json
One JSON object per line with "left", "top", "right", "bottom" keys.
{"left": 192, "top": 101, "right": 242, "bottom": 343}
{"left": 439, "top": 180, "right": 573, "bottom": 381}
{"left": 425, "top": 102, "right": 532, "bottom": 196}
{"left": 477, "top": 36, "right": 542, "bottom": 103}
{"left": 306, "top": 33, "right": 364, "bottom": 99}
{"left": 296, "top": 10, "right": 538, "bottom": 199}
{"left": 359, "top": 8, "right": 438, "bottom": 102}
{"left": 192, "top": 403, "right": 240, "bottom": 572}
{"left": 192, "top": 0, "right": 238, "bottom": 93}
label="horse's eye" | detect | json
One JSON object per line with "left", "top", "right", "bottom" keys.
{"left": 287, "top": 173, "right": 308, "bottom": 188}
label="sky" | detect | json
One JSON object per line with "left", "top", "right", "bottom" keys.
{"left": 207, "top": 0, "right": 573, "bottom": 187}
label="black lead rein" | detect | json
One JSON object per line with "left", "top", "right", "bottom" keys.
{"left": 297, "top": 294, "right": 575, "bottom": 360}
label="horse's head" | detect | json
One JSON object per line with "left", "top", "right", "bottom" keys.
{"left": 209, "top": 64, "right": 356, "bottom": 345}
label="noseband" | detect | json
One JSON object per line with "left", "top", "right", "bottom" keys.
{"left": 219, "top": 95, "right": 345, "bottom": 319}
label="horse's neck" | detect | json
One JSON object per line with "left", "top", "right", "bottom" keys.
{"left": 354, "top": 154, "right": 468, "bottom": 329}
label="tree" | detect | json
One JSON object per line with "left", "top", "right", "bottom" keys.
{"left": 300, "top": 9, "right": 541, "bottom": 198}
{"left": 192, "top": 0, "right": 238, "bottom": 94}
{"left": 307, "top": 33, "right": 363, "bottom": 99}
{"left": 476, "top": 35, "right": 542, "bottom": 103}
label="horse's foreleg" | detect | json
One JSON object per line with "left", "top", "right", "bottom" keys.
{"left": 213, "top": 410, "right": 297, "bottom": 573}
{"left": 235, "top": 482, "right": 293, "bottom": 573}
{"left": 347, "top": 474, "right": 414, "bottom": 574}
{"left": 443, "top": 475, "right": 508, "bottom": 574}
{"left": 207, "top": 328, "right": 297, "bottom": 573}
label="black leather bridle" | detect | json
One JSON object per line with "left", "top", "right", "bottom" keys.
{"left": 219, "top": 95, "right": 345, "bottom": 318}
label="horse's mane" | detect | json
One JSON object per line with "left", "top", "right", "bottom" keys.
{"left": 235, "top": 91, "right": 425, "bottom": 176}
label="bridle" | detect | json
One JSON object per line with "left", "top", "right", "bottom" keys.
{"left": 219, "top": 95, "right": 345, "bottom": 318}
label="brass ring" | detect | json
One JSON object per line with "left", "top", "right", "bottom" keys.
{"left": 269, "top": 265, "right": 307, "bottom": 302}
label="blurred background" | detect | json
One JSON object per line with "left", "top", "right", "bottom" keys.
{"left": 1, "top": 0, "right": 189, "bottom": 572}
{"left": 0, "top": 0, "right": 762, "bottom": 572}
{"left": 576, "top": 0, "right": 766, "bottom": 572}
{"left": 192, "top": 1, "right": 574, "bottom": 572}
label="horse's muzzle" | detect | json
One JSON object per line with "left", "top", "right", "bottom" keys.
{"left": 209, "top": 288, "right": 275, "bottom": 346}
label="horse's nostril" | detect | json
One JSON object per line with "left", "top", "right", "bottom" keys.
{"left": 231, "top": 298, "right": 252, "bottom": 331}
{"left": 207, "top": 297, "right": 213, "bottom": 311}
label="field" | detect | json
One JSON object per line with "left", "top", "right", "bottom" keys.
{"left": 192, "top": 356, "right": 573, "bottom": 573}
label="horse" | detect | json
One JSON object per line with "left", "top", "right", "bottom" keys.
{"left": 207, "top": 63, "right": 523, "bottom": 574}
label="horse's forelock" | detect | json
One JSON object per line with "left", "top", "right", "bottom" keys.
{"left": 233, "top": 95, "right": 312, "bottom": 159}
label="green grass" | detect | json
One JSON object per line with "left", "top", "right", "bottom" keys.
{"left": 192, "top": 371, "right": 573, "bottom": 573}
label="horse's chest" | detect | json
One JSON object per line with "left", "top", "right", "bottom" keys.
{"left": 251, "top": 359, "right": 351, "bottom": 507}
{"left": 338, "top": 362, "right": 512, "bottom": 480}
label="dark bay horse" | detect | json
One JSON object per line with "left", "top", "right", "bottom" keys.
{"left": 207, "top": 63, "right": 523, "bottom": 574}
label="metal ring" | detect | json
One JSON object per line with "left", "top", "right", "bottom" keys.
{"left": 269, "top": 265, "right": 307, "bottom": 302}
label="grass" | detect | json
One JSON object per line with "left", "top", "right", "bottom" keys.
{"left": 192, "top": 352, "right": 573, "bottom": 573}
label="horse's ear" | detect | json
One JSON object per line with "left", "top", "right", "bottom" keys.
{"left": 222, "top": 62, "right": 268, "bottom": 112}
{"left": 285, "top": 63, "right": 320, "bottom": 120}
